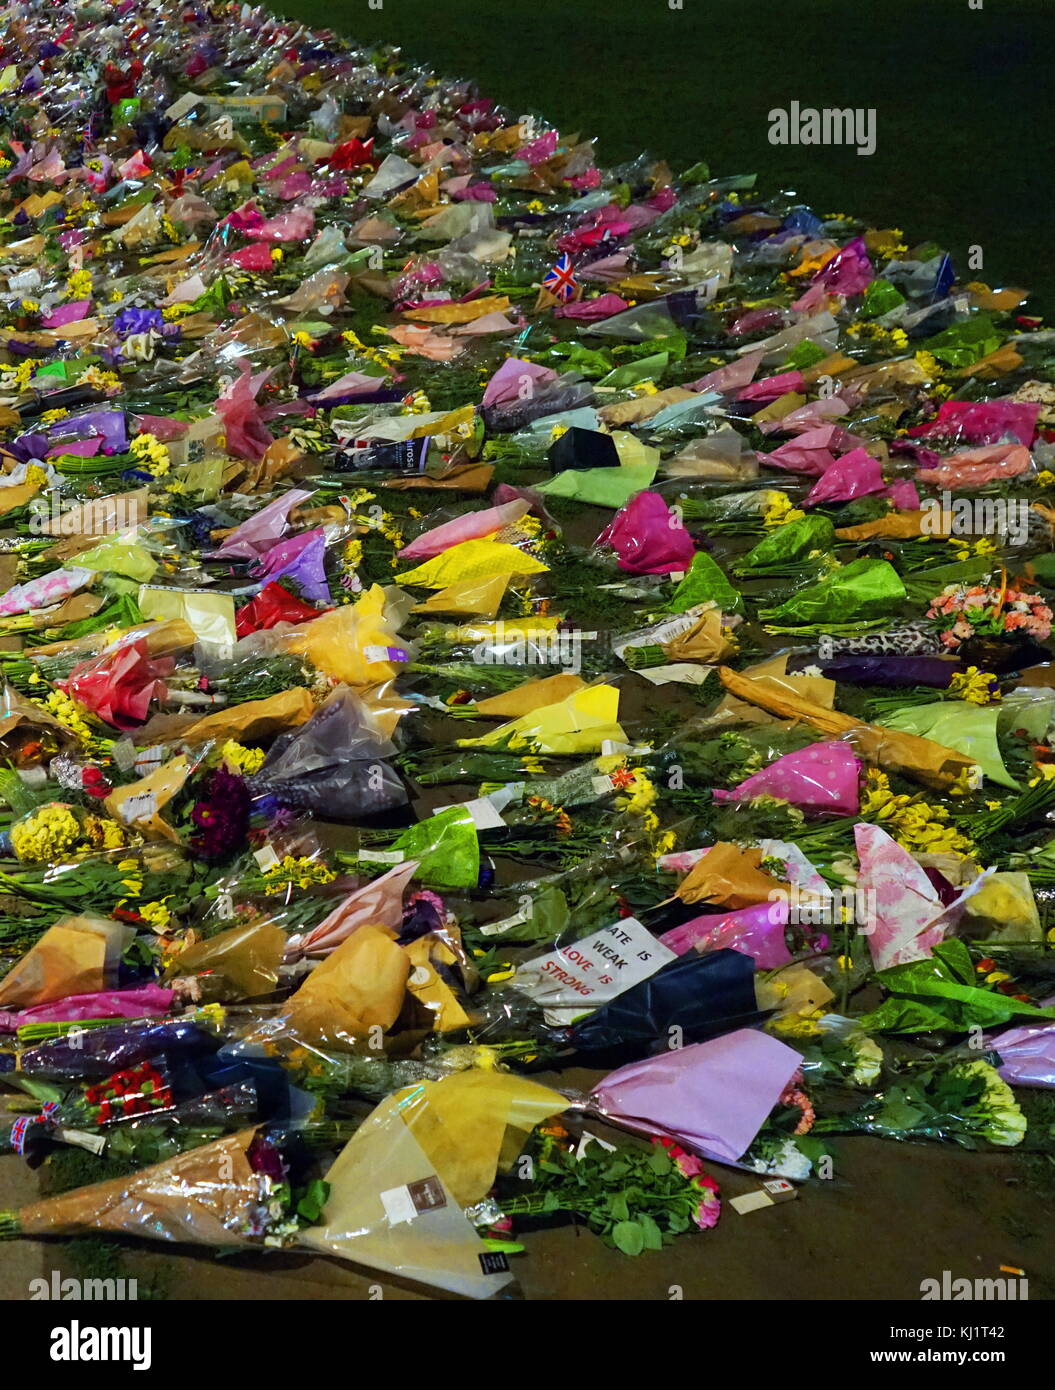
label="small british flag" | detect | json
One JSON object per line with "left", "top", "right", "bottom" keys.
{"left": 542, "top": 252, "right": 579, "bottom": 303}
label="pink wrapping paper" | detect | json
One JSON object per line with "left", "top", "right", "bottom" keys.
{"left": 398, "top": 499, "right": 531, "bottom": 561}
{"left": 714, "top": 741, "right": 861, "bottom": 816}
{"left": 0, "top": 566, "right": 94, "bottom": 617}
{"left": 909, "top": 400, "right": 1039, "bottom": 447}
{"left": 597, "top": 491, "right": 696, "bottom": 575}
{"left": 856, "top": 822, "right": 988, "bottom": 971}
{"left": 737, "top": 370, "right": 806, "bottom": 404}
{"left": 803, "top": 447, "right": 886, "bottom": 505}
{"left": 216, "top": 364, "right": 275, "bottom": 465}
{"left": 283, "top": 860, "right": 419, "bottom": 960}
{"left": 915, "top": 442, "right": 1033, "bottom": 490}
{"left": 989, "top": 1011, "right": 1055, "bottom": 1087}
{"left": 208, "top": 488, "right": 315, "bottom": 560}
{"left": 554, "top": 294, "right": 629, "bottom": 321}
{"left": 481, "top": 358, "right": 558, "bottom": 408}
{"left": 687, "top": 350, "right": 764, "bottom": 395}
{"left": 810, "top": 236, "right": 873, "bottom": 296}
{"left": 0, "top": 983, "right": 174, "bottom": 1033}
{"left": 659, "top": 900, "right": 793, "bottom": 969}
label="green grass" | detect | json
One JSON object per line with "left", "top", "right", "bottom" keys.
{"left": 273, "top": 0, "right": 1055, "bottom": 312}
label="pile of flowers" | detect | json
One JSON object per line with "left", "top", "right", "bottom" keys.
{"left": 0, "top": 0, "right": 1052, "bottom": 1307}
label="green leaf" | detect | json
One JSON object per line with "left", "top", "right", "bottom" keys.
{"left": 611, "top": 1220, "right": 646, "bottom": 1257}
{"left": 648, "top": 1147, "right": 672, "bottom": 1177}
{"left": 637, "top": 1213, "right": 664, "bottom": 1251}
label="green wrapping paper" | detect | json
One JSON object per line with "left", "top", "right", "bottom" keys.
{"left": 734, "top": 514, "right": 836, "bottom": 573}
{"left": 761, "top": 557, "right": 906, "bottom": 626}
{"left": 860, "top": 941, "right": 1055, "bottom": 1033}
{"left": 537, "top": 464, "right": 657, "bottom": 507}
{"left": 901, "top": 556, "right": 997, "bottom": 604}
{"left": 376, "top": 807, "right": 480, "bottom": 889}
{"left": 667, "top": 550, "right": 743, "bottom": 614}
{"left": 878, "top": 701, "right": 1019, "bottom": 789}
{"left": 922, "top": 314, "right": 1002, "bottom": 367}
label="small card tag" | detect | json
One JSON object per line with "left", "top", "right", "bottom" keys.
{"left": 358, "top": 848, "right": 405, "bottom": 864}
{"left": 380, "top": 1185, "right": 417, "bottom": 1226}
{"left": 254, "top": 844, "right": 280, "bottom": 871}
{"left": 120, "top": 791, "right": 157, "bottom": 823}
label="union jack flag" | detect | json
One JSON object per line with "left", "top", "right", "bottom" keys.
{"left": 542, "top": 253, "right": 578, "bottom": 302}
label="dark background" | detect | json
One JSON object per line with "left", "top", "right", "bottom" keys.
{"left": 273, "top": 0, "right": 1054, "bottom": 312}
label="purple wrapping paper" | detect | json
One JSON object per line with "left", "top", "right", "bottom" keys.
{"left": 817, "top": 655, "right": 960, "bottom": 688}
{"left": 250, "top": 527, "right": 331, "bottom": 603}
{"left": 588, "top": 1028, "right": 802, "bottom": 1164}
{"left": 991, "top": 1007, "right": 1055, "bottom": 1087}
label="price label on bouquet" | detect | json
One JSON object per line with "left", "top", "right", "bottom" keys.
{"left": 513, "top": 918, "right": 676, "bottom": 1026}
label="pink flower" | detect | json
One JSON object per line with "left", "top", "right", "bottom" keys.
{"left": 691, "top": 1175, "right": 721, "bottom": 1229}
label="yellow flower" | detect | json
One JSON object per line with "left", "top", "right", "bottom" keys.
{"left": 10, "top": 805, "right": 82, "bottom": 863}
{"left": 948, "top": 667, "right": 999, "bottom": 705}
{"left": 762, "top": 491, "right": 805, "bottom": 528}
{"left": 139, "top": 899, "right": 173, "bottom": 930}
{"left": 65, "top": 269, "right": 93, "bottom": 299}
{"left": 130, "top": 432, "right": 171, "bottom": 478}
{"left": 220, "top": 739, "right": 266, "bottom": 775}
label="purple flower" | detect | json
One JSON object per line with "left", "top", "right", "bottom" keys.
{"left": 190, "top": 766, "right": 250, "bottom": 863}
{"left": 114, "top": 306, "right": 164, "bottom": 338}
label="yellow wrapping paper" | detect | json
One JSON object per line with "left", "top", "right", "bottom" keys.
{"left": 409, "top": 403, "right": 476, "bottom": 441}
{"left": 17, "top": 1129, "right": 260, "bottom": 1246}
{"left": 0, "top": 477, "right": 43, "bottom": 517}
{"left": 758, "top": 964, "right": 835, "bottom": 1018}
{"left": 0, "top": 914, "right": 131, "bottom": 1009}
{"left": 395, "top": 1070, "right": 570, "bottom": 1206}
{"left": 474, "top": 672, "right": 587, "bottom": 718}
{"left": 287, "top": 584, "right": 404, "bottom": 687}
{"left": 165, "top": 919, "right": 287, "bottom": 1000}
{"left": 28, "top": 618, "right": 197, "bottom": 662}
{"left": 138, "top": 586, "right": 236, "bottom": 650}
{"left": 396, "top": 538, "right": 547, "bottom": 589}
{"left": 412, "top": 572, "right": 509, "bottom": 617}
{"left": 663, "top": 608, "right": 734, "bottom": 664}
{"left": 402, "top": 295, "right": 511, "bottom": 324}
{"left": 166, "top": 687, "right": 315, "bottom": 748}
{"left": 675, "top": 842, "right": 788, "bottom": 910}
{"left": 283, "top": 923, "right": 409, "bottom": 1047}
{"left": 104, "top": 754, "right": 189, "bottom": 843}
{"left": 836, "top": 512, "right": 950, "bottom": 541}
{"left": 301, "top": 1097, "right": 514, "bottom": 1298}
{"left": 404, "top": 935, "right": 475, "bottom": 1033}
{"left": 597, "top": 388, "right": 695, "bottom": 427}
{"left": 459, "top": 683, "right": 625, "bottom": 754}
{"left": 74, "top": 534, "right": 158, "bottom": 583}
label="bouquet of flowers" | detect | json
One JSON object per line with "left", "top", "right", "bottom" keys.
{"left": 927, "top": 581, "right": 1052, "bottom": 652}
